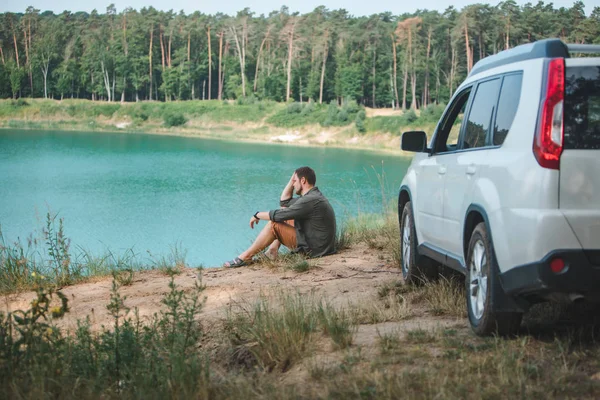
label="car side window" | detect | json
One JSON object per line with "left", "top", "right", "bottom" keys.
{"left": 461, "top": 78, "right": 501, "bottom": 150}
{"left": 432, "top": 88, "right": 472, "bottom": 154}
{"left": 494, "top": 73, "right": 523, "bottom": 146}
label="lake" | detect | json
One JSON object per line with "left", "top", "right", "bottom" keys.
{"left": 0, "top": 129, "right": 411, "bottom": 267}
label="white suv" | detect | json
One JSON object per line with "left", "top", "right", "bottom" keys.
{"left": 399, "top": 39, "right": 600, "bottom": 335}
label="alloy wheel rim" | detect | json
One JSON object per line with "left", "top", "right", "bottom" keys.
{"left": 402, "top": 214, "right": 411, "bottom": 276}
{"left": 469, "top": 240, "right": 488, "bottom": 320}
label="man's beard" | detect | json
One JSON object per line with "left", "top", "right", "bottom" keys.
{"left": 295, "top": 187, "right": 302, "bottom": 195}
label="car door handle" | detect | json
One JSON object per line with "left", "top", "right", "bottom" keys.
{"left": 438, "top": 166, "right": 447, "bottom": 175}
{"left": 466, "top": 165, "right": 476, "bottom": 175}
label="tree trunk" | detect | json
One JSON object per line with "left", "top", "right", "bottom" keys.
{"left": 464, "top": 19, "right": 472, "bottom": 74}
{"left": 254, "top": 27, "right": 271, "bottom": 92}
{"left": 160, "top": 29, "right": 166, "bottom": 71}
{"left": 167, "top": 28, "right": 172, "bottom": 67}
{"left": 207, "top": 26, "right": 212, "bottom": 100}
{"left": 91, "top": 72, "right": 95, "bottom": 101}
{"left": 450, "top": 45, "right": 457, "bottom": 95}
{"left": 219, "top": 42, "right": 229, "bottom": 100}
{"left": 435, "top": 68, "right": 440, "bottom": 104}
{"left": 187, "top": 31, "right": 192, "bottom": 99}
{"left": 409, "top": 26, "right": 417, "bottom": 110}
{"left": 479, "top": 31, "right": 484, "bottom": 60}
{"left": 319, "top": 30, "right": 329, "bottom": 105}
{"left": 101, "top": 60, "right": 112, "bottom": 102}
{"left": 0, "top": 47, "right": 5, "bottom": 65}
{"left": 402, "top": 58, "right": 408, "bottom": 111}
{"left": 13, "top": 33, "right": 20, "bottom": 67}
{"left": 217, "top": 31, "right": 223, "bottom": 100}
{"left": 149, "top": 28, "right": 153, "bottom": 100}
{"left": 202, "top": 79, "right": 206, "bottom": 100}
{"left": 391, "top": 34, "right": 400, "bottom": 110}
{"left": 230, "top": 26, "right": 246, "bottom": 97}
{"left": 505, "top": 16, "right": 510, "bottom": 50}
{"left": 286, "top": 20, "right": 297, "bottom": 102}
{"left": 23, "top": 28, "right": 33, "bottom": 96}
{"left": 121, "top": 76, "right": 126, "bottom": 103}
{"left": 423, "top": 28, "right": 431, "bottom": 107}
{"left": 41, "top": 67, "right": 48, "bottom": 99}
{"left": 372, "top": 45, "right": 376, "bottom": 107}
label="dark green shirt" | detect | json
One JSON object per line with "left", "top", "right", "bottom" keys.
{"left": 268, "top": 187, "right": 336, "bottom": 257}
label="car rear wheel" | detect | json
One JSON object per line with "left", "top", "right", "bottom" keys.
{"left": 400, "top": 201, "right": 438, "bottom": 284}
{"left": 466, "top": 222, "right": 522, "bottom": 336}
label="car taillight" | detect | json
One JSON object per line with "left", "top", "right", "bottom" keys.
{"left": 550, "top": 258, "right": 566, "bottom": 274}
{"left": 533, "top": 58, "right": 565, "bottom": 170}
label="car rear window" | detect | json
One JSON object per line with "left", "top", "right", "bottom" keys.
{"left": 564, "top": 66, "right": 600, "bottom": 150}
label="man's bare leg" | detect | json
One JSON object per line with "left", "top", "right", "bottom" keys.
{"left": 265, "top": 240, "right": 281, "bottom": 260}
{"left": 238, "top": 222, "right": 277, "bottom": 261}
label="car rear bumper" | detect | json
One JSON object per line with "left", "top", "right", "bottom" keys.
{"left": 500, "top": 249, "right": 600, "bottom": 298}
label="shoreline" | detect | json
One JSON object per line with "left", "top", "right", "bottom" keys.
{"left": 0, "top": 121, "right": 411, "bottom": 156}
{"left": 0, "top": 98, "right": 433, "bottom": 156}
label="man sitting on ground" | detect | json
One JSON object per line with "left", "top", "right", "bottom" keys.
{"left": 223, "top": 166, "right": 336, "bottom": 267}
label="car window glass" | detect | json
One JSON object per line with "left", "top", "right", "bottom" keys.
{"left": 433, "top": 89, "right": 471, "bottom": 153}
{"left": 494, "top": 74, "right": 523, "bottom": 146}
{"left": 564, "top": 66, "right": 600, "bottom": 149}
{"left": 462, "top": 78, "right": 501, "bottom": 149}
{"left": 448, "top": 101, "right": 467, "bottom": 147}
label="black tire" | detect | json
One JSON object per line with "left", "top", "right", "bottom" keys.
{"left": 466, "top": 222, "right": 522, "bottom": 336}
{"left": 400, "top": 201, "right": 438, "bottom": 284}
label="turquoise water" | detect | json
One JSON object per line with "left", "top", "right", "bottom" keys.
{"left": 0, "top": 130, "right": 411, "bottom": 267}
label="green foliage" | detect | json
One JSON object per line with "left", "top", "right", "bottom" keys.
{"left": 355, "top": 109, "right": 367, "bottom": 133}
{"left": 403, "top": 109, "right": 418, "bottom": 124}
{"left": 420, "top": 103, "right": 446, "bottom": 123}
{"left": 11, "top": 98, "right": 29, "bottom": 107}
{"left": 43, "top": 213, "right": 81, "bottom": 286}
{"left": 163, "top": 112, "right": 188, "bottom": 127}
{"left": 0, "top": 277, "right": 207, "bottom": 399}
{"left": 0, "top": 227, "right": 38, "bottom": 293}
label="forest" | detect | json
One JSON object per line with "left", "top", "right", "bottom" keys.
{"left": 0, "top": 1, "right": 598, "bottom": 109}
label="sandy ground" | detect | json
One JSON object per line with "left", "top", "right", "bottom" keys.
{"left": 2, "top": 243, "right": 464, "bottom": 338}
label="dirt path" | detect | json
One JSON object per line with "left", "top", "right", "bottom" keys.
{"left": 2, "top": 243, "right": 462, "bottom": 336}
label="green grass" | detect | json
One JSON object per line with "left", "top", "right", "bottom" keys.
{"left": 224, "top": 289, "right": 356, "bottom": 372}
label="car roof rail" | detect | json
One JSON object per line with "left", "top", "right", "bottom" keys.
{"left": 567, "top": 43, "right": 600, "bottom": 54}
{"left": 469, "top": 38, "right": 586, "bottom": 77}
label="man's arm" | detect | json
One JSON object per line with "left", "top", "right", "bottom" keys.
{"left": 280, "top": 173, "right": 295, "bottom": 202}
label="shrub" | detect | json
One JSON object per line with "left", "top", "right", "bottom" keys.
{"left": 420, "top": 103, "right": 446, "bottom": 123}
{"left": 300, "top": 102, "right": 315, "bottom": 116}
{"left": 402, "top": 109, "right": 418, "bottom": 124}
{"left": 341, "top": 99, "right": 360, "bottom": 114}
{"left": 11, "top": 98, "right": 29, "bottom": 107}
{"left": 286, "top": 102, "right": 303, "bottom": 114}
{"left": 355, "top": 117, "right": 366, "bottom": 133}
{"left": 0, "top": 277, "right": 207, "bottom": 399}
{"left": 163, "top": 112, "right": 187, "bottom": 127}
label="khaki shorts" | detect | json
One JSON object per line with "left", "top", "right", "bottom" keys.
{"left": 271, "top": 220, "right": 297, "bottom": 250}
